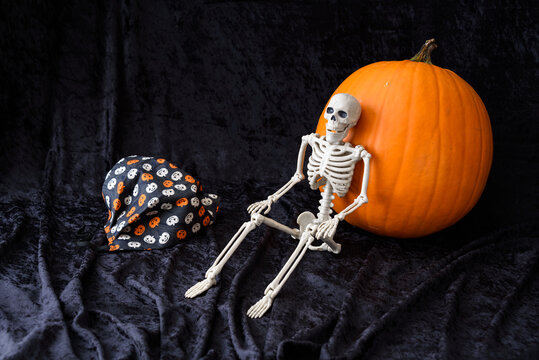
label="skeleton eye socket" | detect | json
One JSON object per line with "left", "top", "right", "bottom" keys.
{"left": 338, "top": 111, "right": 348, "bottom": 118}
{"left": 326, "top": 107, "right": 334, "bottom": 114}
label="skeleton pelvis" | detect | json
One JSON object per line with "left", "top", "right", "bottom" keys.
{"left": 296, "top": 211, "right": 317, "bottom": 236}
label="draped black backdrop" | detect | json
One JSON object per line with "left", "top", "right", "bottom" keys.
{"left": 0, "top": 1, "right": 538, "bottom": 359}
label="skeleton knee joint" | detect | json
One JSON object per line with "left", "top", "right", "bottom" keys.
{"left": 250, "top": 212, "right": 265, "bottom": 226}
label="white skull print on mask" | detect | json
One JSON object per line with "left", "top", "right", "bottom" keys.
{"left": 118, "top": 234, "right": 131, "bottom": 240}
{"left": 105, "top": 195, "right": 110, "bottom": 207}
{"left": 171, "top": 171, "right": 182, "bottom": 181}
{"left": 148, "top": 197, "right": 159, "bottom": 208}
{"left": 115, "top": 166, "right": 126, "bottom": 175}
{"left": 133, "top": 184, "right": 139, "bottom": 197}
{"left": 156, "top": 168, "right": 168, "bottom": 177}
{"left": 161, "top": 203, "right": 173, "bottom": 210}
{"left": 162, "top": 189, "right": 175, "bottom": 197}
{"left": 146, "top": 210, "right": 158, "bottom": 216}
{"left": 142, "top": 163, "right": 152, "bottom": 171}
{"left": 191, "top": 184, "right": 197, "bottom": 193}
{"left": 191, "top": 197, "right": 200, "bottom": 207}
{"left": 166, "top": 215, "right": 179, "bottom": 226}
{"left": 192, "top": 223, "right": 201, "bottom": 233}
{"left": 146, "top": 183, "right": 158, "bottom": 193}
{"left": 159, "top": 232, "right": 170, "bottom": 244}
{"left": 185, "top": 212, "right": 194, "bottom": 224}
{"left": 127, "top": 168, "right": 138, "bottom": 179}
{"left": 107, "top": 178, "right": 117, "bottom": 190}
{"left": 201, "top": 197, "right": 212, "bottom": 206}
{"left": 144, "top": 235, "right": 156, "bottom": 244}
{"left": 128, "top": 241, "right": 141, "bottom": 248}
{"left": 124, "top": 195, "right": 132, "bottom": 205}
{"left": 175, "top": 184, "right": 187, "bottom": 191}
{"left": 185, "top": 93, "right": 371, "bottom": 320}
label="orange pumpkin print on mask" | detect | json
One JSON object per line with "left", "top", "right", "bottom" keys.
{"left": 104, "top": 225, "right": 111, "bottom": 233}
{"left": 127, "top": 159, "right": 139, "bottom": 165}
{"left": 198, "top": 206, "right": 205, "bottom": 217}
{"left": 163, "top": 180, "right": 173, "bottom": 188}
{"left": 203, "top": 215, "right": 211, "bottom": 226}
{"left": 128, "top": 213, "right": 140, "bottom": 224}
{"left": 176, "top": 198, "right": 188, "bottom": 207}
{"left": 138, "top": 194, "right": 146, "bottom": 206}
{"left": 157, "top": 158, "right": 166, "bottom": 164}
{"left": 169, "top": 163, "right": 178, "bottom": 168}
{"left": 149, "top": 217, "right": 160, "bottom": 228}
{"left": 117, "top": 181, "right": 125, "bottom": 194}
{"left": 109, "top": 244, "right": 120, "bottom": 251}
{"left": 134, "top": 224, "right": 145, "bottom": 235}
{"left": 184, "top": 175, "right": 195, "bottom": 183}
{"left": 177, "top": 230, "right": 187, "bottom": 239}
{"left": 141, "top": 173, "right": 153, "bottom": 181}
{"left": 113, "top": 198, "right": 121, "bottom": 211}
{"left": 127, "top": 206, "right": 136, "bottom": 217}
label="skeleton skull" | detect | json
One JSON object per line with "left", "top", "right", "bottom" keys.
{"left": 324, "top": 93, "right": 361, "bottom": 144}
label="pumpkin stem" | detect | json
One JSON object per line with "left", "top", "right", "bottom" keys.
{"left": 410, "top": 39, "right": 437, "bottom": 64}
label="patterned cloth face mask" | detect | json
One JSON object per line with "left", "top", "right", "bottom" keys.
{"left": 100, "top": 155, "right": 219, "bottom": 252}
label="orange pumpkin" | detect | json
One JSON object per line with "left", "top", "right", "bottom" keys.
{"left": 117, "top": 181, "right": 125, "bottom": 194}
{"left": 134, "top": 224, "right": 145, "bottom": 235}
{"left": 127, "top": 159, "right": 139, "bottom": 165}
{"left": 177, "top": 229, "right": 187, "bottom": 239}
{"left": 141, "top": 173, "right": 153, "bottom": 181}
{"left": 138, "top": 194, "right": 146, "bottom": 207}
{"left": 316, "top": 40, "right": 493, "bottom": 238}
{"left": 163, "top": 180, "right": 173, "bottom": 188}
{"left": 184, "top": 175, "right": 195, "bottom": 183}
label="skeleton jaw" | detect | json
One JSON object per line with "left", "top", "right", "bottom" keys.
{"left": 325, "top": 124, "right": 349, "bottom": 144}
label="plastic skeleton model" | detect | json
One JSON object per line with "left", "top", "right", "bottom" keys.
{"left": 185, "top": 93, "right": 371, "bottom": 318}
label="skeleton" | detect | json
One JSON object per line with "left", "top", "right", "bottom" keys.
{"left": 185, "top": 93, "right": 371, "bottom": 318}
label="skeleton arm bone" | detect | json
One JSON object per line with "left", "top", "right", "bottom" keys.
{"left": 247, "top": 135, "right": 310, "bottom": 215}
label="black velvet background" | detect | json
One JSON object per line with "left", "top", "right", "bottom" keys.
{"left": 0, "top": 1, "right": 538, "bottom": 359}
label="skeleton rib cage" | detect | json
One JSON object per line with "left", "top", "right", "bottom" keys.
{"left": 307, "top": 134, "right": 361, "bottom": 198}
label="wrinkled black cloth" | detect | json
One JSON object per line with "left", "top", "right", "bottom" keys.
{"left": 0, "top": 1, "right": 538, "bottom": 359}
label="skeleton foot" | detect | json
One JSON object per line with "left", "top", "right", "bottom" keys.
{"left": 247, "top": 293, "right": 273, "bottom": 318}
{"left": 184, "top": 277, "right": 217, "bottom": 298}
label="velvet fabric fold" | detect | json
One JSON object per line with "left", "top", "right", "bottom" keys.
{"left": 1, "top": 0, "right": 537, "bottom": 359}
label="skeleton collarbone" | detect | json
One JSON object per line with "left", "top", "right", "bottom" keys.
{"left": 307, "top": 134, "right": 360, "bottom": 197}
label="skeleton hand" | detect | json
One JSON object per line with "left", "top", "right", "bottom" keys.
{"left": 247, "top": 197, "right": 274, "bottom": 215}
{"left": 316, "top": 217, "right": 340, "bottom": 240}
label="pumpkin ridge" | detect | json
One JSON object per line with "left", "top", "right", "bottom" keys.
{"left": 444, "top": 69, "right": 470, "bottom": 225}
{"left": 461, "top": 79, "right": 487, "bottom": 215}
{"left": 365, "top": 62, "right": 404, "bottom": 229}
{"left": 383, "top": 60, "right": 420, "bottom": 233}
{"left": 415, "top": 64, "right": 443, "bottom": 235}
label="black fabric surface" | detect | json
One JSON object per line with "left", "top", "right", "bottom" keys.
{"left": 1, "top": 1, "right": 538, "bottom": 359}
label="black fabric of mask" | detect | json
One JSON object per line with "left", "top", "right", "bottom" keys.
{"left": 100, "top": 155, "right": 219, "bottom": 251}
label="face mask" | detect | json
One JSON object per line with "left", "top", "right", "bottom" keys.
{"left": 100, "top": 155, "right": 219, "bottom": 251}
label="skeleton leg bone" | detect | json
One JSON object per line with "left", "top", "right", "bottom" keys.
{"left": 247, "top": 224, "right": 317, "bottom": 318}
{"left": 185, "top": 213, "right": 300, "bottom": 298}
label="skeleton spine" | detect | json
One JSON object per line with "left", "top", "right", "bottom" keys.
{"left": 317, "top": 183, "right": 334, "bottom": 221}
